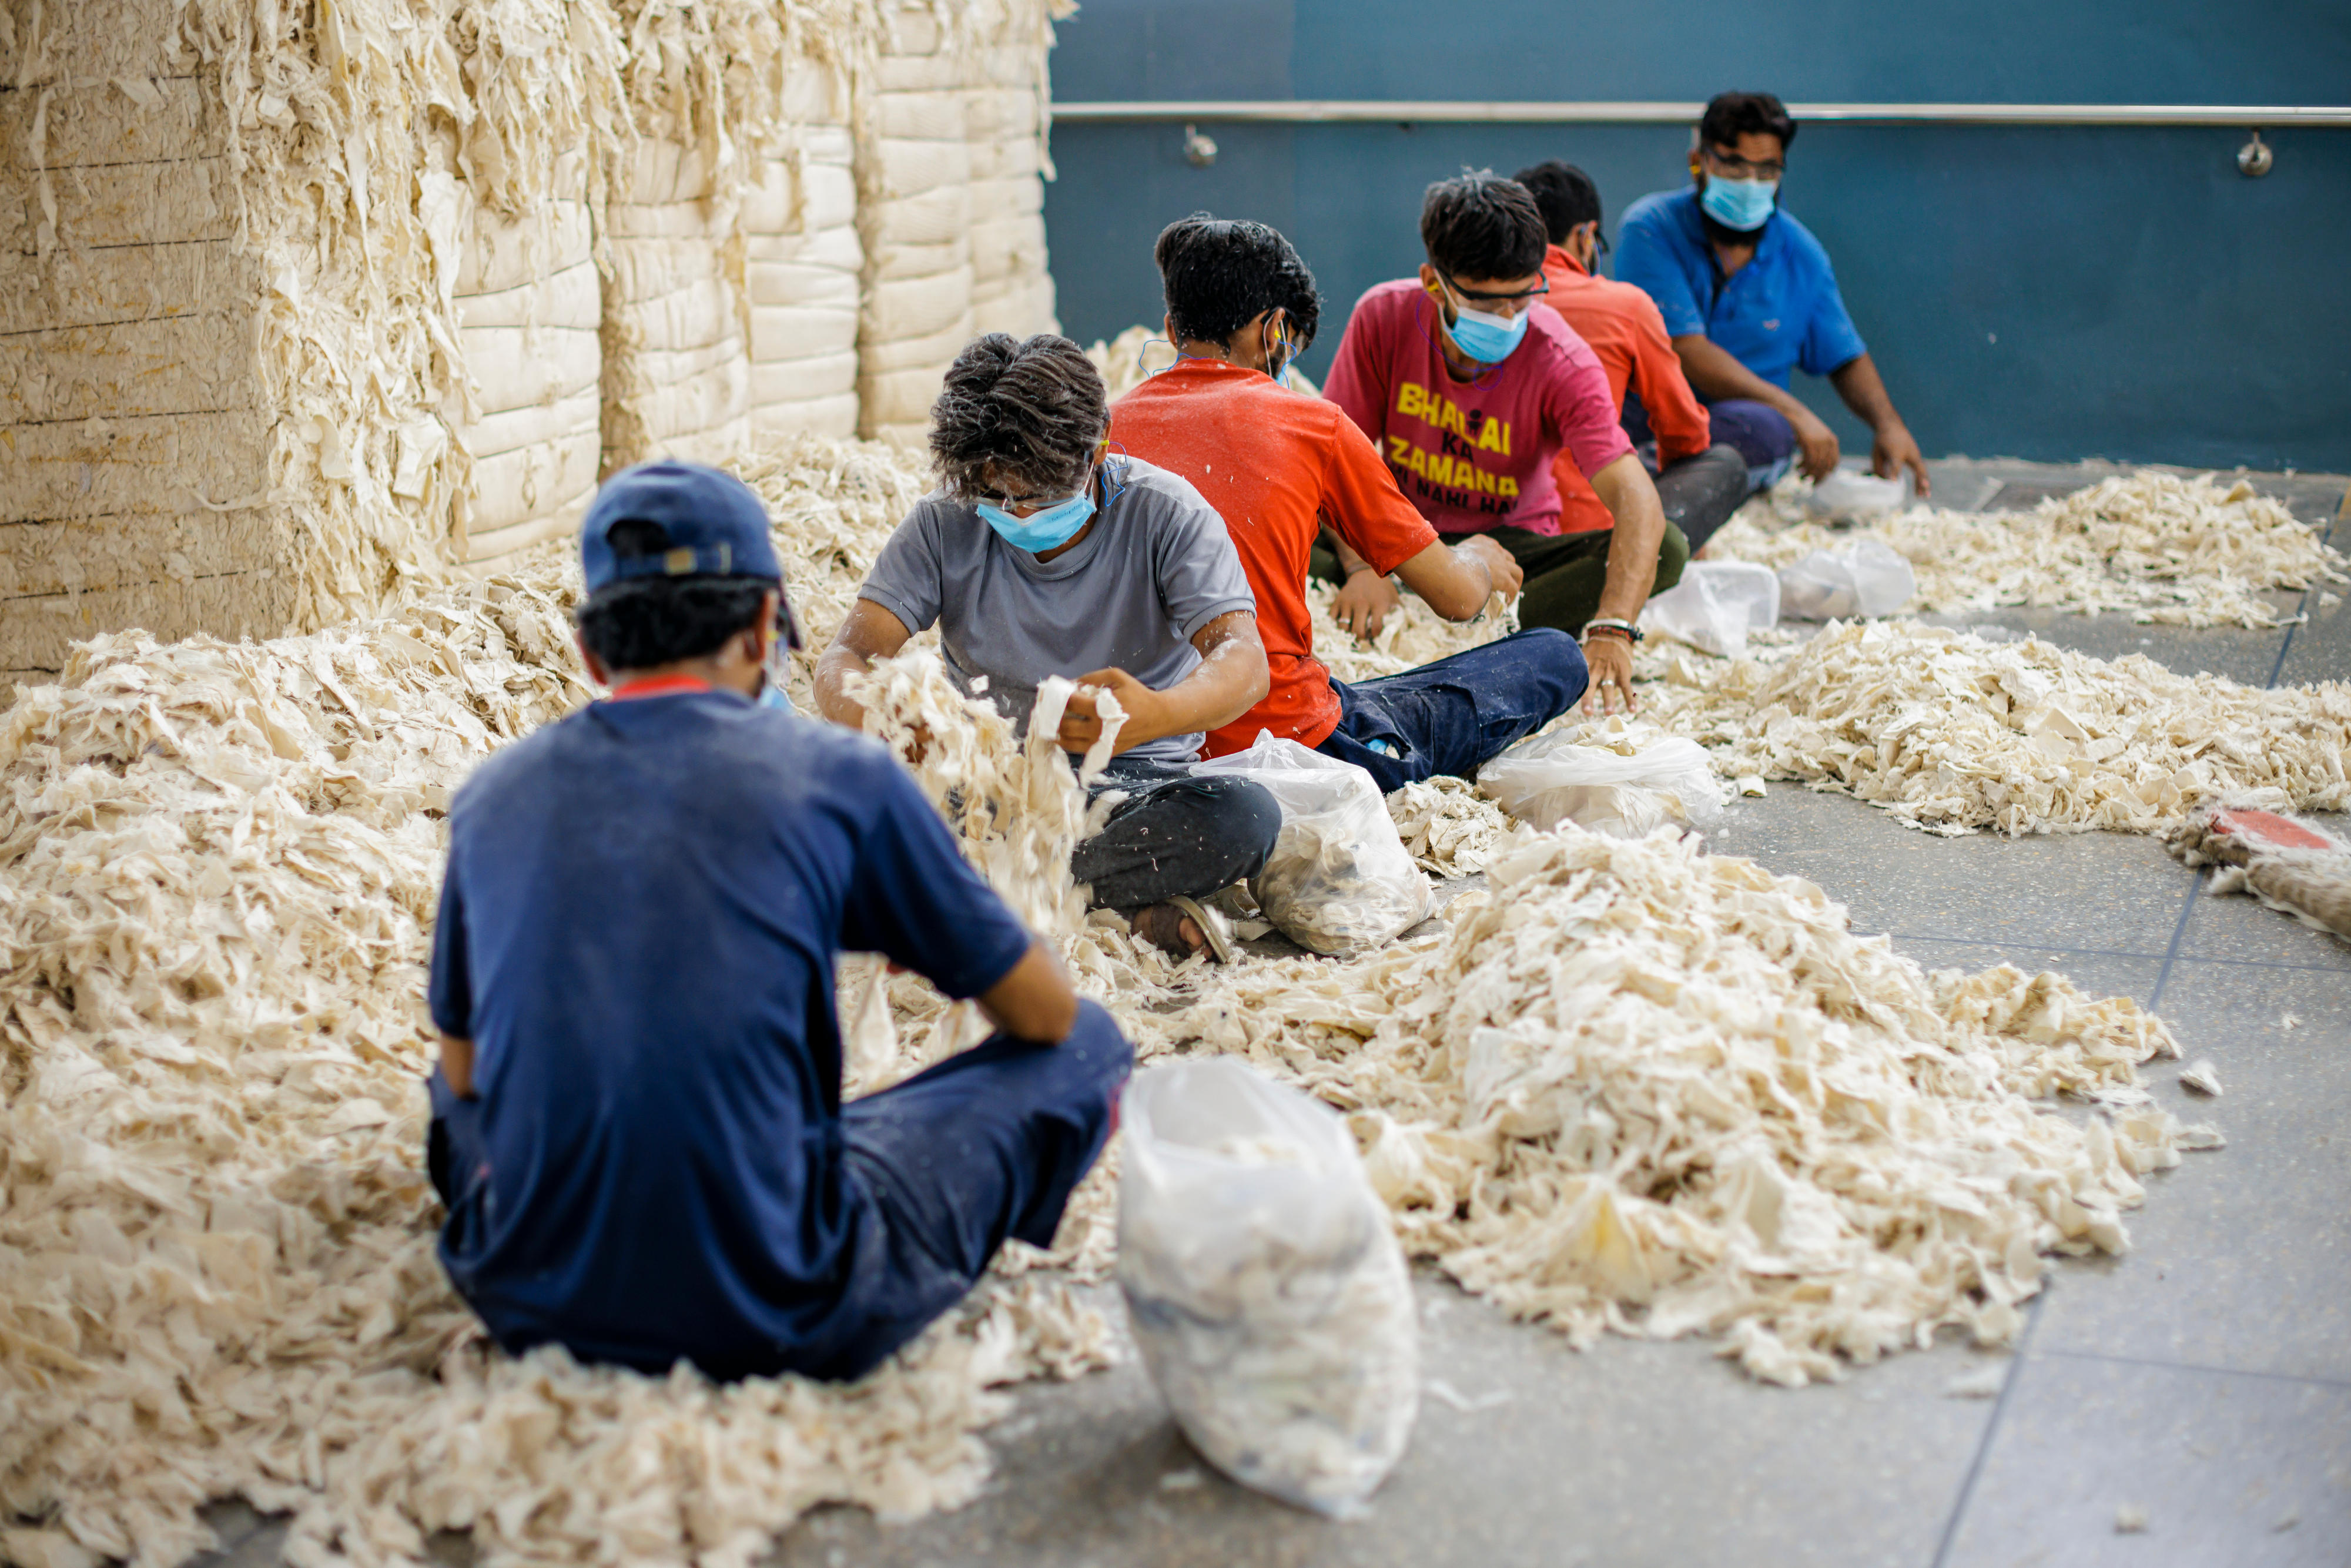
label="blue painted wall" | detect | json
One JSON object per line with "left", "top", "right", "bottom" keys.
{"left": 1043, "top": 0, "right": 2351, "bottom": 471}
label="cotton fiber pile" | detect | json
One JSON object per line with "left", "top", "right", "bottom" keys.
{"left": 1710, "top": 470, "right": 2345, "bottom": 628}
{"left": 1143, "top": 829, "right": 2206, "bottom": 1386}
{"left": 1643, "top": 619, "right": 2351, "bottom": 836}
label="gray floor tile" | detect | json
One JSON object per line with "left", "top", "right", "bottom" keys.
{"left": 2032, "top": 961, "right": 2351, "bottom": 1383}
{"left": 773, "top": 1277, "right": 1996, "bottom": 1568}
{"left": 1939, "top": 1353, "right": 2350, "bottom": 1568}
{"left": 1712, "top": 789, "right": 2195, "bottom": 957}
{"left": 2176, "top": 877, "right": 2351, "bottom": 971}
{"left": 2274, "top": 550, "right": 2351, "bottom": 689}
{"left": 1917, "top": 607, "right": 2292, "bottom": 688}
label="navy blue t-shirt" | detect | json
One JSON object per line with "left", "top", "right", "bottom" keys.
{"left": 427, "top": 688, "right": 1031, "bottom": 1372}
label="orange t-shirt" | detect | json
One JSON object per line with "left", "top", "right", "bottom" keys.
{"left": 1540, "top": 244, "right": 1713, "bottom": 533}
{"left": 1110, "top": 358, "right": 1438, "bottom": 755}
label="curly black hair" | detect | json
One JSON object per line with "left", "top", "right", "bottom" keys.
{"left": 1154, "top": 213, "right": 1322, "bottom": 355}
{"left": 1512, "top": 160, "right": 1603, "bottom": 247}
{"left": 928, "top": 333, "right": 1108, "bottom": 501}
{"left": 1699, "top": 91, "right": 1797, "bottom": 153}
{"left": 1419, "top": 169, "right": 1548, "bottom": 283}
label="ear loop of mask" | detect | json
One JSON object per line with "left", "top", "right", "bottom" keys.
{"left": 1137, "top": 337, "right": 1180, "bottom": 381}
{"left": 1266, "top": 311, "right": 1297, "bottom": 387}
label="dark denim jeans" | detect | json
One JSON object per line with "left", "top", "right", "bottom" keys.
{"left": 1316, "top": 627, "right": 1589, "bottom": 793}
{"left": 1629, "top": 393, "right": 1796, "bottom": 495}
{"left": 1068, "top": 757, "right": 1282, "bottom": 910}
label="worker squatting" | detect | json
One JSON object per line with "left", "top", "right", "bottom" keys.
{"left": 424, "top": 91, "right": 1929, "bottom": 1383}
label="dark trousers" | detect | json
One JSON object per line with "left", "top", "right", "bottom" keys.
{"left": 1069, "top": 758, "right": 1282, "bottom": 910}
{"left": 427, "top": 1000, "right": 1134, "bottom": 1383}
{"left": 1317, "top": 627, "right": 1588, "bottom": 793}
{"left": 1652, "top": 443, "right": 1751, "bottom": 554}
{"left": 1482, "top": 519, "right": 1691, "bottom": 637}
{"left": 1627, "top": 394, "right": 1796, "bottom": 495}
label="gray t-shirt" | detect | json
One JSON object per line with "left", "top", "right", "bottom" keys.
{"left": 858, "top": 457, "right": 1256, "bottom": 763}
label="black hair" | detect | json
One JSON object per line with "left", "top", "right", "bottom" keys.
{"left": 1419, "top": 169, "right": 1548, "bottom": 283}
{"left": 929, "top": 333, "right": 1107, "bottom": 500}
{"left": 1698, "top": 91, "right": 1797, "bottom": 155}
{"left": 1153, "top": 213, "right": 1322, "bottom": 354}
{"left": 1512, "top": 160, "right": 1602, "bottom": 247}
{"left": 574, "top": 518, "right": 773, "bottom": 671}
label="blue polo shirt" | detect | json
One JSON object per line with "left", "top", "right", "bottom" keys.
{"left": 1616, "top": 187, "right": 1867, "bottom": 390}
{"left": 426, "top": 686, "right": 1032, "bottom": 1375}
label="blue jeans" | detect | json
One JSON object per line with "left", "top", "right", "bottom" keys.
{"left": 427, "top": 1000, "right": 1133, "bottom": 1383}
{"left": 1316, "top": 628, "right": 1589, "bottom": 794}
{"left": 1069, "top": 758, "right": 1282, "bottom": 910}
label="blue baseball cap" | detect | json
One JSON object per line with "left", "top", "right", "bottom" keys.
{"left": 580, "top": 460, "right": 783, "bottom": 592}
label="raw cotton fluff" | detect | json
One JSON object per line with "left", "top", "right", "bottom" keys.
{"left": 1386, "top": 775, "right": 1512, "bottom": 879}
{"left": 0, "top": 438, "right": 1127, "bottom": 1568}
{"left": 1144, "top": 829, "right": 2208, "bottom": 1386}
{"left": 1642, "top": 620, "right": 2351, "bottom": 836}
{"left": 1710, "top": 471, "right": 2346, "bottom": 628}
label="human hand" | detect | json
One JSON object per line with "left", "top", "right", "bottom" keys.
{"left": 1060, "top": 667, "right": 1159, "bottom": 755}
{"left": 1457, "top": 534, "right": 1524, "bottom": 604}
{"left": 1790, "top": 406, "right": 1841, "bottom": 483}
{"left": 1579, "top": 634, "right": 1638, "bottom": 715}
{"left": 1334, "top": 569, "right": 1402, "bottom": 642}
{"left": 1871, "top": 421, "right": 1931, "bottom": 499}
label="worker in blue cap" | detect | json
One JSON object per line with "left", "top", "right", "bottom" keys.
{"left": 423, "top": 459, "right": 1132, "bottom": 1382}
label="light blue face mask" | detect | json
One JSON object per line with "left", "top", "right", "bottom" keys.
{"left": 1439, "top": 280, "right": 1529, "bottom": 366}
{"left": 977, "top": 470, "right": 1098, "bottom": 554}
{"left": 1700, "top": 175, "right": 1778, "bottom": 232}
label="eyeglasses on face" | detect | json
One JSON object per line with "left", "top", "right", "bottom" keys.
{"left": 1703, "top": 146, "right": 1786, "bottom": 180}
{"left": 1441, "top": 271, "right": 1551, "bottom": 309}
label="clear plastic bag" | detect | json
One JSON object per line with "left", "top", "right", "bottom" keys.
{"left": 1191, "top": 733, "right": 1433, "bottom": 954}
{"left": 1117, "top": 1059, "right": 1420, "bottom": 1517}
{"left": 1477, "top": 725, "right": 1729, "bottom": 837}
{"left": 1804, "top": 467, "right": 1908, "bottom": 523}
{"left": 1777, "top": 537, "right": 1917, "bottom": 619}
{"left": 1639, "top": 559, "right": 1781, "bottom": 658}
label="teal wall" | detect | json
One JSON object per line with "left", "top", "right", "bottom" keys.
{"left": 1043, "top": 0, "right": 2351, "bottom": 471}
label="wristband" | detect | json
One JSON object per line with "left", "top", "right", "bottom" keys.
{"left": 1583, "top": 618, "right": 1643, "bottom": 644}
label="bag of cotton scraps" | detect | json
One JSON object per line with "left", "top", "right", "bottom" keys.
{"left": 1641, "top": 619, "right": 2351, "bottom": 837}
{"left": 1477, "top": 721, "right": 1727, "bottom": 839}
{"left": 1191, "top": 735, "right": 1434, "bottom": 955}
{"left": 1147, "top": 829, "right": 2211, "bottom": 1387}
{"left": 1117, "top": 1059, "right": 1419, "bottom": 1516}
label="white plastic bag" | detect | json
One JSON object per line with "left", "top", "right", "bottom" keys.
{"left": 1639, "top": 559, "right": 1781, "bottom": 658}
{"left": 1778, "top": 537, "right": 1917, "bottom": 619}
{"left": 1477, "top": 724, "right": 1728, "bottom": 837}
{"left": 1804, "top": 467, "right": 1907, "bottom": 523}
{"left": 1117, "top": 1059, "right": 1419, "bottom": 1517}
{"left": 1191, "top": 733, "right": 1432, "bottom": 954}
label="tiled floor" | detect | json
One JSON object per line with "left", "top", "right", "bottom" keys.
{"left": 185, "top": 465, "right": 2351, "bottom": 1568}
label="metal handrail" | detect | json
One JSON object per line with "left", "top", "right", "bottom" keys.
{"left": 1051, "top": 100, "right": 2351, "bottom": 128}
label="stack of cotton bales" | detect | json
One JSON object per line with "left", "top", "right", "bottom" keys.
{"left": 744, "top": 59, "right": 865, "bottom": 440}
{"left": 964, "top": 21, "right": 1059, "bottom": 338}
{"left": 450, "top": 155, "right": 606, "bottom": 566}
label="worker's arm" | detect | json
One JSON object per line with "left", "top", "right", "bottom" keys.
{"left": 1393, "top": 534, "right": 1521, "bottom": 621}
{"left": 1826, "top": 352, "right": 1930, "bottom": 498}
{"left": 1058, "top": 609, "right": 1269, "bottom": 756}
{"left": 975, "top": 940, "right": 1080, "bottom": 1044}
{"left": 1630, "top": 306, "right": 1715, "bottom": 465}
{"left": 440, "top": 1034, "right": 475, "bottom": 1098}
{"left": 1670, "top": 331, "right": 1841, "bottom": 483}
{"left": 1583, "top": 451, "right": 1668, "bottom": 716}
{"left": 814, "top": 598, "right": 915, "bottom": 732}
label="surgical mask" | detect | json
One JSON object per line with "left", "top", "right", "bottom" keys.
{"left": 756, "top": 626, "right": 798, "bottom": 712}
{"left": 1439, "top": 282, "right": 1529, "bottom": 366}
{"left": 977, "top": 471, "right": 1097, "bottom": 554}
{"left": 1700, "top": 175, "right": 1778, "bottom": 232}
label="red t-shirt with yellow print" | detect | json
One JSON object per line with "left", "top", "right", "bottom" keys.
{"left": 1322, "top": 279, "right": 1633, "bottom": 538}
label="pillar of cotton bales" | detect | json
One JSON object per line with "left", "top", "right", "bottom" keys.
{"left": 965, "top": 31, "right": 1060, "bottom": 339}
{"left": 452, "top": 153, "right": 605, "bottom": 567}
{"left": 0, "top": 0, "right": 495, "bottom": 688}
{"left": 854, "top": 6, "right": 977, "bottom": 446}
{"left": 744, "top": 58, "right": 865, "bottom": 440}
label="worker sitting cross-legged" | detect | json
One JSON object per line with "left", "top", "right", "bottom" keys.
{"left": 818, "top": 332, "right": 1281, "bottom": 963}
{"left": 427, "top": 460, "right": 1132, "bottom": 1383}
{"left": 1322, "top": 170, "right": 1680, "bottom": 713}
{"left": 1512, "top": 160, "right": 1750, "bottom": 555}
{"left": 1615, "top": 91, "right": 1931, "bottom": 499}
{"left": 1110, "top": 214, "right": 1588, "bottom": 793}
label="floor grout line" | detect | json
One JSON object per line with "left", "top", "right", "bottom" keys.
{"left": 2265, "top": 482, "right": 2349, "bottom": 688}
{"left": 1929, "top": 1288, "right": 2046, "bottom": 1568}
{"left": 2037, "top": 1346, "right": 2351, "bottom": 1391}
{"left": 2145, "top": 870, "right": 2206, "bottom": 1015}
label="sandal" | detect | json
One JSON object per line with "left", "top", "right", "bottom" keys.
{"left": 1134, "top": 896, "right": 1235, "bottom": 963}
